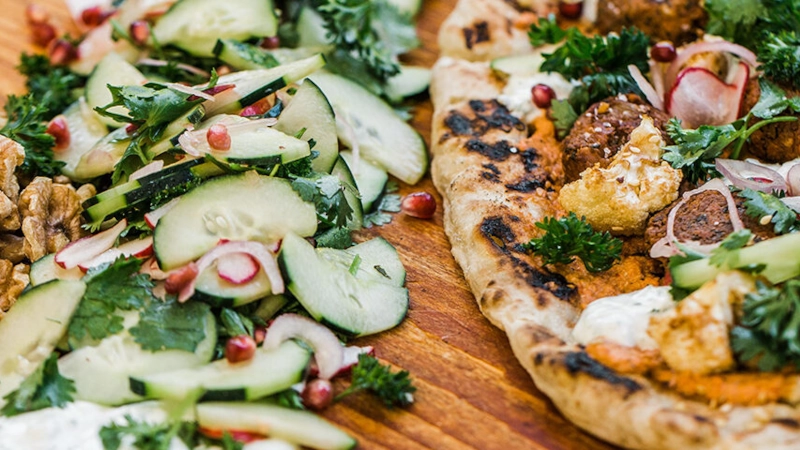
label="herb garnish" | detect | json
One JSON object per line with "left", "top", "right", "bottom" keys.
{"left": 522, "top": 212, "right": 623, "bottom": 273}
{"left": 0, "top": 94, "right": 63, "bottom": 178}
{"left": 18, "top": 53, "right": 84, "bottom": 120}
{"left": 708, "top": 229, "right": 753, "bottom": 268}
{"left": 739, "top": 188, "right": 800, "bottom": 235}
{"left": 335, "top": 354, "right": 415, "bottom": 408}
{"left": 291, "top": 173, "right": 356, "bottom": 228}
{"left": 99, "top": 416, "right": 244, "bottom": 450}
{"left": 1, "top": 353, "right": 75, "bottom": 417}
{"left": 130, "top": 299, "right": 211, "bottom": 352}
{"left": 363, "top": 180, "right": 401, "bottom": 228}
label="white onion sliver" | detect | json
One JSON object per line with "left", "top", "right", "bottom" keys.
{"left": 628, "top": 64, "right": 663, "bottom": 110}
{"left": 715, "top": 158, "right": 787, "bottom": 193}
{"left": 178, "top": 240, "right": 283, "bottom": 302}
{"left": 129, "top": 160, "right": 164, "bottom": 181}
{"left": 137, "top": 58, "right": 210, "bottom": 77}
{"left": 666, "top": 40, "right": 758, "bottom": 90}
{"left": 144, "top": 197, "right": 181, "bottom": 229}
{"left": 263, "top": 313, "right": 344, "bottom": 380}
{"left": 649, "top": 60, "right": 666, "bottom": 104}
{"left": 165, "top": 82, "right": 214, "bottom": 101}
{"left": 781, "top": 196, "right": 800, "bottom": 213}
{"left": 786, "top": 164, "right": 800, "bottom": 196}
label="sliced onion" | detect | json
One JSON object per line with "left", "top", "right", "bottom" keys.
{"left": 716, "top": 158, "right": 787, "bottom": 193}
{"left": 178, "top": 240, "right": 283, "bottom": 302}
{"left": 144, "top": 197, "right": 180, "bottom": 229}
{"left": 129, "top": 160, "right": 164, "bottom": 181}
{"left": 628, "top": 64, "right": 663, "bottom": 110}
{"left": 786, "top": 164, "right": 800, "bottom": 196}
{"left": 780, "top": 196, "right": 800, "bottom": 213}
{"left": 666, "top": 40, "right": 758, "bottom": 89}
{"left": 649, "top": 60, "right": 666, "bottom": 105}
{"left": 165, "top": 82, "right": 215, "bottom": 101}
{"left": 263, "top": 314, "right": 344, "bottom": 380}
{"left": 137, "top": 58, "right": 210, "bottom": 77}
{"left": 650, "top": 178, "right": 744, "bottom": 258}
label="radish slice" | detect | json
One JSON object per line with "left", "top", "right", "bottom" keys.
{"left": 178, "top": 240, "right": 283, "bottom": 302}
{"left": 129, "top": 160, "right": 164, "bottom": 181}
{"left": 716, "top": 159, "right": 786, "bottom": 193}
{"left": 786, "top": 164, "right": 800, "bottom": 196}
{"left": 628, "top": 64, "right": 663, "bottom": 110}
{"left": 178, "top": 117, "right": 277, "bottom": 156}
{"left": 666, "top": 62, "right": 749, "bottom": 128}
{"left": 216, "top": 252, "right": 259, "bottom": 284}
{"left": 78, "top": 237, "right": 154, "bottom": 272}
{"left": 144, "top": 198, "right": 180, "bottom": 229}
{"left": 666, "top": 40, "right": 758, "bottom": 89}
{"left": 55, "top": 219, "right": 127, "bottom": 269}
{"left": 338, "top": 345, "right": 375, "bottom": 375}
{"left": 263, "top": 314, "right": 344, "bottom": 380}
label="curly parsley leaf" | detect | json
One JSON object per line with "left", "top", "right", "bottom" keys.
{"left": 130, "top": 298, "right": 210, "bottom": 352}
{"left": 18, "top": 53, "right": 84, "bottom": 120}
{"left": 68, "top": 257, "right": 154, "bottom": 347}
{"left": 99, "top": 416, "right": 200, "bottom": 450}
{"left": 704, "top": 0, "right": 767, "bottom": 45}
{"left": 0, "top": 94, "right": 64, "bottom": 178}
{"left": 709, "top": 229, "right": 753, "bottom": 268}
{"left": 528, "top": 13, "right": 566, "bottom": 46}
{"left": 732, "top": 279, "right": 800, "bottom": 371}
{"left": 758, "top": 30, "right": 800, "bottom": 91}
{"left": 739, "top": 188, "right": 800, "bottom": 235}
{"left": 335, "top": 354, "right": 415, "bottom": 408}
{"left": 522, "top": 212, "right": 623, "bottom": 273}
{"left": 1, "top": 353, "right": 75, "bottom": 417}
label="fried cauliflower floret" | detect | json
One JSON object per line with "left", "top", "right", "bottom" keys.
{"left": 558, "top": 116, "right": 681, "bottom": 235}
{"left": 648, "top": 271, "right": 756, "bottom": 375}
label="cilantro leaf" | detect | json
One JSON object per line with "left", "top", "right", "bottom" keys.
{"left": 218, "top": 307, "right": 255, "bottom": 338}
{"left": 758, "top": 31, "right": 800, "bottom": 91}
{"left": 522, "top": 212, "right": 623, "bottom": 272}
{"left": 0, "top": 94, "right": 63, "bottom": 178}
{"left": 704, "top": 0, "right": 767, "bottom": 45}
{"left": 751, "top": 78, "right": 800, "bottom": 119}
{"left": 291, "top": 174, "right": 355, "bottom": 228}
{"left": 68, "top": 258, "right": 154, "bottom": 347}
{"left": 549, "top": 99, "right": 580, "bottom": 139}
{"left": 314, "top": 226, "right": 354, "bottom": 249}
{"left": 130, "top": 298, "right": 210, "bottom": 352}
{"left": 363, "top": 181, "right": 401, "bottom": 228}
{"left": 709, "top": 229, "right": 753, "bottom": 268}
{"left": 528, "top": 13, "right": 566, "bottom": 46}
{"left": 739, "top": 188, "right": 800, "bottom": 234}
{"left": 1, "top": 353, "right": 75, "bottom": 417}
{"left": 99, "top": 415, "right": 198, "bottom": 450}
{"left": 335, "top": 354, "right": 415, "bottom": 408}
{"left": 268, "top": 389, "right": 306, "bottom": 410}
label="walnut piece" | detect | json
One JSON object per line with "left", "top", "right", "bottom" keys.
{"left": 0, "top": 260, "right": 30, "bottom": 318}
{"left": 0, "top": 234, "right": 25, "bottom": 264}
{"left": 19, "top": 177, "right": 85, "bottom": 262}
{"left": 0, "top": 135, "right": 25, "bottom": 232}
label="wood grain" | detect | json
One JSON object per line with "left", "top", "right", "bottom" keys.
{"left": 0, "top": 1, "right": 617, "bottom": 448}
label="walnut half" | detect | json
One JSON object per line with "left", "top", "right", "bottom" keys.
{"left": 0, "top": 135, "right": 25, "bottom": 232}
{"left": 0, "top": 260, "right": 30, "bottom": 318}
{"left": 18, "top": 177, "right": 85, "bottom": 262}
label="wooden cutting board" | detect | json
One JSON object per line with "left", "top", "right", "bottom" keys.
{"left": 0, "top": 1, "right": 617, "bottom": 449}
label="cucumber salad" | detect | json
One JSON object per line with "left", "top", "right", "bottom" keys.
{"left": 0, "top": 0, "right": 431, "bottom": 448}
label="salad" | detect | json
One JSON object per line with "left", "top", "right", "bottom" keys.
{"left": 0, "top": 0, "right": 433, "bottom": 448}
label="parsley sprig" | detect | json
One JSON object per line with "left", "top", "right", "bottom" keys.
{"left": 1, "top": 353, "right": 75, "bottom": 417}
{"left": 0, "top": 94, "right": 63, "bottom": 178}
{"left": 335, "top": 354, "right": 415, "bottom": 408}
{"left": 522, "top": 212, "right": 623, "bottom": 273}
{"left": 739, "top": 188, "right": 800, "bottom": 235}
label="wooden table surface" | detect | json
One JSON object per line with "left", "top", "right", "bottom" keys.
{"left": 0, "top": 1, "right": 617, "bottom": 449}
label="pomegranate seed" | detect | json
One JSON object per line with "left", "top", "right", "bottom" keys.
{"left": 47, "top": 39, "right": 77, "bottom": 66}
{"left": 558, "top": 0, "right": 583, "bottom": 19}
{"left": 81, "top": 6, "right": 112, "bottom": 27}
{"left": 125, "top": 123, "right": 139, "bottom": 134}
{"left": 198, "top": 427, "right": 264, "bottom": 443}
{"left": 651, "top": 41, "right": 677, "bottom": 63}
{"left": 260, "top": 36, "right": 280, "bottom": 49}
{"left": 225, "top": 335, "right": 257, "bottom": 363}
{"left": 129, "top": 20, "right": 150, "bottom": 46}
{"left": 240, "top": 97, "right": 271, "bottom": 117}
{"left": 164, "top": 263, "right": 198, "bottom": 294}
{"left": 302, "top": 378, "right": 334, "bottom": 410}
{"left": 401, "top": 192, "right": 437, "bottom": 219}
{"left": 531, "top": 84, "right": 556, "bottom": 108}
{"left": 25, "top": 4, "right": 49, "bottom": 24}
{"left": 30, "top": 22, "right": 56, "bottom": 47}
{"left": 207, "top": 124, "right": 232, "bottom": 151}
{"left": 46, "top": 116, "right": 70, "bottom": 151}
{"left": 254, "top": 327, "right": 266, "bottom": 345}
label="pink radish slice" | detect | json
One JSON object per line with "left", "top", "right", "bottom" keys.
{"left": 216, "top": 252, "right": 260, "bottom": 284}
{"left": 178, "top": 240, "right": 283, "bottom": 302}
{"left": 665, "top": 40, "right": 758, "bottom": 90}
{"left": 55, "top": 219, "right": 127, "bottom": 269}
{"left": 78, "top": 237, "right": 154, "bottom": 272}
{"left": 129, "top": 160, "right": 164, "bottom": 181}
{"left": 666, "top": 62, "right": 749, "bottom": 129}
{"left": 263, "top": 314, "right": 344, "bottom": 380}
{"left": 144, "top": 198, "right": 180, "bottom": 229}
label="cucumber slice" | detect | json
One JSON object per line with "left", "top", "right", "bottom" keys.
{"left": 194, "top": 262, "right": 272, "bottom": 308}
{"left": 339, "top": 151, "right": 388, "bottom": 212}
{"left": 278, "top": 232, "right": 408, "bottom": 336}
{"left": 317, "top": 237, "right": 406, "bottom": 287}
{"left": 213, "top": 39, "right": 280, "bottom": 70}
{"left": 671, "top": 232, "right": 800, "bottom": 290}
{"left": 58, "top": 310, "right": 217, "bottom": 406}
{"left": 152, "top": 0, "right": 277, "bottom": 57}
{"left": 385, "top": 66, "right": 431, "bottom": 102}
{"left": 276, "top": 79, "right": 338, "bottom": 173}
{"left": 54, "top": 98, "right": 109, "bottom": 181}
{"left": 295, "top": 7, "right": 329, "bottom": 48}
{"left": 308, "top": 72, "right": 428, "bottom": 185}
{"left": 0, "top": 280, "right": 86, "bottom": 405}
{"left": 154, "top": 172, "right": 318, "bottom": 270}
{"left": 29, "top": 253, "right": 84, "bottom": 286}
{"left": 253, "top": 294, "right": 289, "bottom": 322}
{"left": 145, "top": 104, "right": 206, "bottom": 159}
{"left": 490, "top": 52, "right": 547, "bottom": 77}
{"left": 130, "top": 340, "right": 310, "bottom": 401}
{"left": 330, "top": 156, "right": 363, "bottom": 230}
{"left": 196, "top": 402, "right": 356, "bottom": 450}
{"left": 85, "top": 52, "right": 147, "bottom": 127}
{"left": 74, "top": 126, "right": 130, "bottom": 180}
{"left": 201, "top": 54, "right": 326, "bottom": 117}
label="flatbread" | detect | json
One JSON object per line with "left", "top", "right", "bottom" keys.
{"left": 429, "top": 2, "right": 800, "bottom": 448}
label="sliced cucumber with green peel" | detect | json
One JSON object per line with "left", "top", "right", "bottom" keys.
{"left": 154, "top": 172, "right": 317, "bottom": 270}
{"left": 295, "top": 7, "right": 329, "bottom": 48}
{"left": 339, "top": 151, "right": 388, "bottom": 212}
{"left": 58, "top": 310, "right": 217, "bottom": 406}
{"left": 0, "top": 280, "right": 86, "bottom": 405}
{"left": 278, "top": 232, "right": 408, "bottom": 336}
{"left": 145, "top": 104, "right": 206, "bottom": 159}
{"left": 253, "top": 295, "right": 289, "bottom": 321}
{"left": 318, "top": 237, "right": 406, "bottom": 287}
{"left": 490, "top": 52, "right": 547, "bottom": 77}
{"left": 54, "top": 98, "right": 109, "bottom": 181}
{"left": 201, "top": 54, "right": 326, "bottom": 117}
{"left": 330, "top": 156, "right": 363, "bottom": 230}
{"left": 152, "top": 0, "right": 277, "bottom": 57}
{"left": 385, "top": 66, "right": 431, "bottom": 102}
{"left": 276, "top": 79, "right": 338, "bottom": 173}
{"left": 196, "top": 402, "right": 356, "bottom": 450}
{"left": 213, "top": 39, "right": 280, "bottom": 70}
{"left": 130, "top": 340, "right": 310, "bottom": 401}
{"left": 671, "top": 232, "right": 800, "bottom": 290}
{"left": 74, "top": 126, "right": 130, "bottom": 180}
{"left": 194, "top": 263, "right": 272, "bottom": 308}
{"left": 85, "top": 52, "right": 147, "bottom": 127}
{"left": 308, "top": 71, "right": 428, "bottom": 185}
{"left": 29, "top": 253, "right": 84, "bottom": 286}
